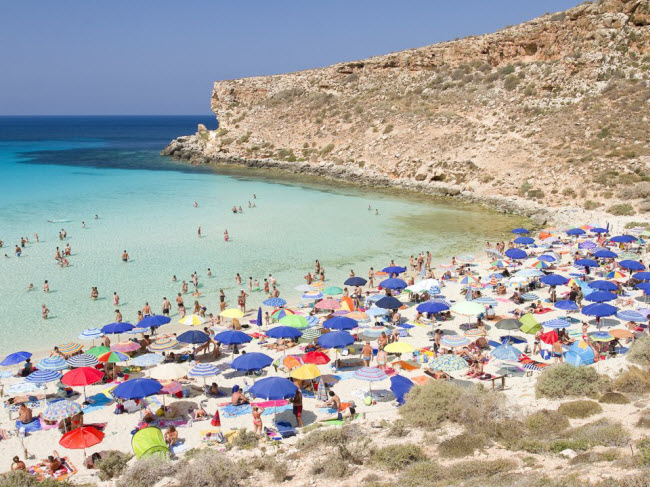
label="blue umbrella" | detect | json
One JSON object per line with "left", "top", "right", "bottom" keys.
{"left": 538, "top": 254, "right": 557, "bottom": 262}
{"left": 610, "top": 235, "right": 636, "bottom": 243}
{"left": 582, "top": 302, "right": 617, "bottom": 318}
{"left": 431, "top": 298, "right": 452, "bottom": 307}
{"left": 130, "top": 353, "right": 165, "bottom": 367}
{"left": 566, "top": 228, "right": 586, "bottom": 236}
{"left": 505, "top": 248, "right": 527, "bottom": 260}
{"left": 25, "top": 369, "right": 62, "bottom": 384}
{"left": 416, "top": 302, "right": 449, "bottom": 314}
{"left": 472, "top": 297, "right": 498, "bottom": 306}
{"left": 585, "top": 291, "right": 617, "bottom": 303}
{"left": 540, "top": 274, "right": 568, "bottom": 286}
{"left": 542, "top": 318, "right": 571, "bottom": 329}
{"left": 78, "top": 328, "right": 104, "bottom": 341}
{"left": 633, "top": 272, "right": 650, "bottom": 281}
{"left": 213, "top": 330, "right": 251, "bottom": 345}
{"left": 379, "top": 278, "right": 407, "bottom": 290}
{"left": 323, "top": 316, "right": 358, "bottom": 330}
{"left": 588, "top": 280, "right": 618, "bottom": 291}
{"left": 366, "top": 307, "right": 388, "bottom": 317}
{"left": 593, "top": 250, "right": 618, "bottom": 259}
{"left": 491, "top": 344, "right": 521, "bottom": 362}
{"left": 317, "top": 331, "right": 355, "bottom": 349}
{"left": 575, "top": 259, "right": 599, "bottom": 268}
{"left": 382, "top": 266, "right": 406, "bottom": 275}
{"left": 591, "top": 228, "right": 608, "bottom": 234}
{"left": 345, "top": 277, "right": 367, "bottom": 286}
{"left": 620, "top": 260, "right": 646, "bottom": 271}
{"left": 37, "top": 357, "right": 68, "bottom": 371}
{"left": 514, "top": 236, "right": 534, "bottom": 245}
{"left": 101, "top": 322, "right": 134, "bottom": 335}
{"left": 265, "top": 326, "right": 302, "bottom": 339}
{"left": 113, "top": 378, "right": 162, "bottom": 399}
{"left": 555, "top": 300, "right": 579, "bottom": 311}
{"left": 636, "top": 282, "right": 650, "bottom": 293}
{"left": 177, "top": 330, "right": 210, "bottom": 345}
{"left": 375, "top": 296, "right": 403, "bottom": 309}
{"left": 263, "top": 298, "right": 287, "bottom": 307}
{"left": 616, "top": 310, "right": 647, "bottom": 322}
{"left": 306, "top": 315, "right": 320, "bottom": 327}
{"left": 1, "top": 351, "right": 32, "bottom": 367}
{"left": 137, "top": 315, "right": 171, "bottom": 329}
{"left": 579, "top": 241, "right": 597, "bottom": 250}
{"left": 511, "top": 228, "right": 530, "bottom": 234}
{"left": 249, "top": 377, "right": 298, "bottom": 400}
{"left": 390, "top": 375, "right": 414, "bottom": 405}
{"left": 256, "top": 307, "right": 263, "bottom": 327}
{"left": 231, "top": 352, "right": 273, "bottom": 371}
{"left": 565, "top": 342, "right": 595, "bottom": 366}
{"left": 67, "top": 353, "right": 99, "bottom": 368}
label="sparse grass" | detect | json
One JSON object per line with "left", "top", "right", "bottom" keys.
{"left": 386, "top": 419, "right": 410, "bottom": 437}
{"left": 0, "top": 472, "right": 81, "bottom": 487}
{"left": 607, "top": 203, "right": 636, "bottom": 216}
{"left": 535, "top": 363, "right": 603, "bottom": 399}
{"left": 570, "top": 450, "right": 620, "bottom": 464}
{"left": 525, "top": 409, "right": 569, "bottom": 435}
{"left": 438, "top": 433, "right": 488, "bottom": 458}
{"left": 627, "top": 336, "right": 650, "bottom": 366}
{"left": 383, "top": 123, "right": 394, "bottom": 134}
{"left": 372, "top": 444, "right": 427, "bottom": 471}
{"left": 228, "top": 428, "right": 260, "bottom": 450}
{"left": 96, "top": 451, "right": 133, "bottom": 481}
{"left": 613, "top": 366, "right": 650, "bottom": 393}
{"left": 557, "top": 400, "right": 603, "bottom": 419}
{"left": 636, "top": 437, "right": 650, "bottom": 466}
{"left": 175, "top": 450, "right": 240, "bottom": 487}
{"left": 297, "top": 424, "right": 361, "bottom": 451}
{"left": 241, "top": 455, "right": 288, "bottom": 483}
{"left": 599, "top": 392, "right": 630, "bottom": 404}
{"left": 117, "top": 457, "right": 175, "bottom": 487}
{"left": 568, "top": 419, "right": 630, "bottom": 447}
{"left": 549, "top": 438, "right": 590, "bottom": 453}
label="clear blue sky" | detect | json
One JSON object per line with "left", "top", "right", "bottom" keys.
{"left": 1, "top": 0, "right": 584, "bottom": 115}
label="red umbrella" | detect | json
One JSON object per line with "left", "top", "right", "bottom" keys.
{"left": 59, "top": 426, "right": 104, "bottom": 457}
{"left": 61, "top": 367, "right": 104, "bottom": 401}
{"left": 302, "top": 351, "right": 330, "bottom": 365}
{"left": 540, "top": 330, "right": 559, "bottom": 345}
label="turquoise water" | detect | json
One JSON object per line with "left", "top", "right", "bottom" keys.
{"left": 0, "top": 116, "right": 527, "bottom": 355}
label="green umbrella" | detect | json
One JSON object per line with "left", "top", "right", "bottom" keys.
{"left": 519, "top": 313, "right": 541, "bottom": 334}
{"left": 87, "top": 346, "right": 110, "bottom": 357}
{"left": 279, "top": 315, "right": 309, "bottom": 330}
{"left": 98, "top": 351, "right": 129, "bottom": 363}
{"left": 450, "top": 301, "right": 484, "bottom": 316}
{"left": 322, "top": 286, "right": 343, "bottom": 296}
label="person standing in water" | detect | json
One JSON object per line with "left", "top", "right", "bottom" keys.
{"left": 224, "top": 229, "right": 229, "bottom": 242}
{"left": 197, "top": 226, "right": 201, "bottom": 238}
{"left": 41, "top": 304, "right": 50, "bottom": 319}
{"left": 122, "top": 250, "right": 129, "bottom": 262}
{"left": 43, "top": 280, "right": 50, "bottom": 293}
{"left": 113, "top": 292, "right": 119, "bottom": 306}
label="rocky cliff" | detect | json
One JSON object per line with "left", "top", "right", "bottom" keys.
{"left": 163, "top": 0, "right": 650, "bottom": 222}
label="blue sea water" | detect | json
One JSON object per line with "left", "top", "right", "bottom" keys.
{"left": 0, "top": 116, "right": 527, "bottom": 355}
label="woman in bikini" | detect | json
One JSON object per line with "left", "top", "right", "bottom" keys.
{"left": 252, "top": 405, "right": 264, "bottom": 435}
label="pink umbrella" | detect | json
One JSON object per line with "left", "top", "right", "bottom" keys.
{"left": 159, "top": 380, "right": 182, "bottom": 395}
{"left": 315, "top": 299, "right": 341, "bottom": 310}
{"left": 111, "top": 341, "right": 141, "bottom": 353}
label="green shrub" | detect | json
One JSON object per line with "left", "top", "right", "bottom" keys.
{"left": 320, "top": 143, "right": 335, "bottom": 155}
{"left": 0, "top": 471, "right": 78, "bottom": 487}
{"left": 97, "top": 451, "right": 133, "bottom": 480}
{"left": 438, "top": 433, "right": 487, "bottom": 458}
{"left": 499, "top": 64, "right": 515, "bottom": 76}
{"left": 228, "top": 428, "right": 260, "bottom": 450}
{"left": 504, "top": 74, "right": 520, "bottom": 91}
{"left": 613, "top": 366, "right": 650, "bottom": 393}
{"left": 241, "top": 455, "right": 288, "bottom": 483}
{"left": 584, "top": 200, "right": 602, "bottom": 210}
{"left": 510, "top": 438, "right": 549, "bottom": 453}
{"left": 549, "top": 438, "right": 590, "bottom": 453}
{"left": 117, "top": 457, "right": 175, "bottom": 487}
{"left": 627, "top": 336, "right": 650, "bottom": 366}
{"left": 636, "top": 437, "right": 650, "bottom": 466}
{"left": 442, "top": 459, "right": 518, "bottom": 483}
{"left": 558, "top": 400, "right": 603, "bottom": 418}
{"left": 535, "top": 363, "right": 602, "bottom": 398}
{"left": 569, "top": 419, "right": 630, "bottom": 447}
{"left": 386, "top": 419, "right": 409, "bottom": 437}
{"left": 399, "top": 461, "right": 443, "bottom": 487}
{"left": 175, "top": 450, "right": 239, "bottom": 487}
{"left": 599, "top": 392, "right": 630, "bottom": 404}
{"left": 570, "top": 450, "right": 619, "bottom": 464}
{"left": 297, "top": 424, "right": 360, "bottom": 451}
{"left": 372, "top": 444, "right": 426, "bottom": 471}
{"left": 383, "top": 124, "right": 394, "bottom": 134}
{"left": 525, "top": 409, "right": 569, "bottom": 434}
{"left": 607, "top": 203, "right": 635, "bottom": 216}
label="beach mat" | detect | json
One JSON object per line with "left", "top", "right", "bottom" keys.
{"left": 82, "top": 393, "right": 113, "bottom": 414}
{"left": 16, "top": 418, "right": 41, "bottom": 434}
{"left": 29, "top": 457, "right": 77, "bottom": 482}
{"left": 411, "top": 375, "right": 431, "bottom": 386}
{"left": 321, "top": 414, "right": 359, "bottom": 426}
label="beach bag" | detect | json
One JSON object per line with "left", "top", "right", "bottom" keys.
{"left": 215, "top": 431, "right": 226, "bottom": 444}
{"left": 540, "top": 350, "right": 551, "bottom": 361}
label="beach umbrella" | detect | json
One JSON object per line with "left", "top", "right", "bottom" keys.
{"left": 148, "top": 337, "right": 179, "bottom": 352}
{"left": 220, "top": 308, "right": 244, "bottom": 319}
{"left": 231, "top": 352, "right": 273, "bottom": 372}
{"left": 591, "top": 228, "right": 608, "bottom": 234}
{"left": 111, "top": 341, "right": 141, "bottom": 353}
{"left": 634, "top": 272, "right": 650, "bottom": 281}
{"left": 491, "top": 260, "right": 510, "bottom": 268}
{"left": 495, "top": 319, "right": 523, "bottom": 331}
{"left": 302, "top": 292, "right": 323, "bottom": 300}
{"left": 358, "top": 326, "right": 391, "bottom": 340}
{"left": 390, "top": 375, "right": 414, "bottom": 405}
{"left": 430, "top": 355, "right": 468, "bottom": 372}
{"left": 265, "top": 326, "right": 302, "bottom": 340}
{"left": 178, "top": 330, "right": 210, "bottom": 345}
{"left": 249, "top": 377, "right": 298, "bottom": 400}
{"left": 605, "top": 270, "right": 626, "bottom": 279}
{"left": 451, "top": 301, "right": 484, "bottom": 317}
{"left": 537, "top": 254, "right": 557, "bottom": 263}
{"left": 416, "top": 302, "right": 449, "bottom": 314}
{"left": 542, "top": 318, "right": 571, "bottom": 329}
{"left": 505, "top": 248, "right": 527, "bottom": 260}
{"left": 282, "top": 355, "right": 302, "bottom": 369}
{"left": 491, "top": 344, "right": 521, "bottom": 362}
{"left": 159, "top": 380, "right": 182, "bottom": 396}
{"left": 616, "top": 310, "right": 647, "bottom": 322}
{"left": 322, "top": 286, "right": 344, "bottom": 295}
{"left": 514, "top": 236, "right": 534, "bottom": 245}
{"left": 620, "top": 260, "right": 646, "bottom": 271}
{"left": 130, "top": 353, "right": 164, "bottom": 367}
{"left": 113, "top": 378, "right": 162, "bottom": 400}
{"left": 291, "top": 364, "right": 321, "bottom": 381}
{"left": 36, "top": 357, "right": 68, "bottom": 371}
{"left": 59, "top": 426, "right": 104, "bottom": 457}
{"left": 1, "top": 351, "right": 32, "bottom": 367}
{"left": 323, "top": 316, "right": 358, "bottom": 331}
{"left": 179, "top": 314, "right": 206, "bottom": 326}
{"left": 345, "top": 277, "right": 367, "bottom": 286}
{"left": 366, "top": 307, "right": 389, "bottom": 317}
{"left": 42, "top": 400, "right": 82, "bottom": 422}
{"left": 61, "top": 367, "right": 104, "bottom": 400}
{"left": 294, "top": 284, "right": 314, "bottom": 292}
{"left": 353, "top": 367, "right": 387, "bottom": 390}
{"left": 137, "top": 315, "right": 171, "bottom": 329}
{"left": 78, "top": 328, "right": 103, "bottom": 341}
{"left": 317, "top": 331, "right": 355, "bottom": 349}
{"left": 585, "top": 291, "right": 617, "bottom": 303}
{"left": 566, "top": 228, "right": 586, "bottom": 236}
{"left": 440, "top": 335, "right": 471, "bottom": 348}
{"left": 384, "top": 342, "right": 415, "bottom": 354}
{"left": 263, "top": 297, "right": 287, "bottom": 307}
{"left": 540, "top": 330, "right": 559, "bottom": 345}
{"left": 188, "top": 363, "right": 220, "bottom": 385}
{"left": 459, "top": 275, "right": 480, "bottom": 286}
{"left": 610, "top": 235, "right": 636, "bottom": 243}
{"left": 406, "top": 278, "right": 441, "bottom": 293}
{"left": 610, "top": 329, "right": 634, "bottom": 339}
{"left": 519, "top": 314, "right": 541, "bottom": 334}
{"left": 582, "top": 303, "right": 618, "bottom": 318}
{"left": 579, "top": 240, "right": 598, "bottom": 250}
{"left": 375, "top": 296, "right": 403, "bottom": 310}
{"left": 101, "top": 322, "right": 134, "bottom": 335}
{"left": 555, "top": 300, "right": 579, "bottom": 311}
{"left": 279, "top": 315, "right": 310, "bottom": 329}
{"left": 516, "top": 269, "right": 544, "bottom": 278}
{"left": 254, "top": 307, "right": 263, "bottom": 327}
{"left": 56, "top": 342, "right": 83, "bottom": 355}
{"left": 637, "top": 282, "right": 650, "bottom": 293}
{"left": 540, "top": 274, "right": 569, "bottom": 286}
{"left": 531, "top": 260, "right": 550, "bottom": 269}
{"left": 305, "top": 315, "right": 320, "bottom": 327}
{"left": 379, "top": 278, "right": 407, "bottom": 290}
{"left": 590, "top": 331, "right": 615, "bottom": 342}
{"left": 66, "top": 353, "right": 99, "bottom": 368}
{"left": 25, "top": 369, "right": 61, "bottom": 384}
{"left": 127, "top": 327, "right": 149, "bottom": 335}
{"left": 511, "top": 228, "right": 530, "bottom": 234}
{"left": 315, "top": 298, "right": 341, "bottom": 310}
{"left": 302, "top": 351, "right": 330, "bottom": 365}
{"left": 150, "top": 363, "right": 188, "bottom": 381}
{"left": 98, "top": 351, "right": 129, "bottom": 363}
{"left": 588, "top": 280, "right": 618, "bottom": 291}
{"left": 382, "top": 266, "right": 406, "bottom": 275}
{"left": 271, "top": 308, "right": 295, "bottom": 321}
{"left": 575, "top": 258, "right": 599, "bottom": 268}
{"left": 301, "top": 328, "right": 322, "bottom": 342}
{"left": 593, "top": 250, "right": 618, "bottom": 259}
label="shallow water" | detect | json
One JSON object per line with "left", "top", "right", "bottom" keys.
{"left": 0, "top": 116, "right": 528, "bottom": 355}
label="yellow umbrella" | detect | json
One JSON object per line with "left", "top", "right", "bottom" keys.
{"left": 179, "top": 314, "right": 205, "bottom": 326}
{"left": 384, "top": 342, "right": 415, "bottom": 354}
{"left": 290, "top": 364, "right": 321, "bottom": 380}
{"left": 220, "top": 308, "right": 244, "bottom": 319}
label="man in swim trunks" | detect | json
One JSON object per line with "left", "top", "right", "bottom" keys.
{"left": 361, "top": 341, "right": 373, "bottom": 367}
{"left": 292, "top": 389, "right": 303, "bottom": 427}
{"left": 122, "top": 250, "right": 129, "bottom": 262}
{"left": 162, "top": 297, "right": 171, "bottom": 316}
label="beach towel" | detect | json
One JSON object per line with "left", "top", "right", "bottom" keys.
{"left": 265, "top": 427, "right": 283, "bottom": 441}
{"left": 321, "top": 414, "right": 359, "bottom": 425}
{"left": 518, "top": 354, "right": 550, "bottom": 371}
{"left": 533, "top": 308, "right": 553, "bottom": 314}
{"left": 274, "top": 420, "right": 297, "bottom": 438}
{"left": 391, "top": 360, "right": 419, "bottom": 371}
{"left": 82, "top": 393, "right": 113, "bottom": 414}
{"left": 16, "top": 418, "right": 41, "bottom": 434}
{"left": 411, "top": 375, "right": 431, "bottom": 386}
{"left": 4, "top": 395, "right": 45, "bottom": 412}
{"left": 201, "top": 429, "right": 224, "bottom": 444}
{"left": 39, "top": 417, "right": 59, "bottom": 430}
{"left": 29, "top": 457, "right": 77, "bottom": 482}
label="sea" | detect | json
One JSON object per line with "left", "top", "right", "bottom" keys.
{"left": 0, "top": 116, "right": 528, "bottom": 355}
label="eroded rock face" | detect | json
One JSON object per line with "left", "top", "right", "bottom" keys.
{"left": 164, "top": 0, "right": 650, "bottom": 219}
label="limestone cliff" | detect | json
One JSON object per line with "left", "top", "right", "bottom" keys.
{"left": 163, "top": 0, "right": 650, "bottom": 220}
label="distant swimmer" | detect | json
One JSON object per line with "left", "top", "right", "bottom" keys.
{"left": 235, "top": 273, "right": 242, "bottom": 285}
{"left": 248, "top": 201, "right": 252, "bottom": 208}
{"left": 82, "top": 221, "right": 86, "bottom": 229}
{"left": 27, "top": 283, "right": 34, "bottom": 292}
{"left": 94, "top": 214, "right": 99, "bottom": 219}
{"left": 207, "top": 268, "right": 212, "bottom": 277}
{"left": 15, "top": 245, "right": 21, "bottom": 257}
{"left": 224, "top": 229, "right": 229, "bottom": 242}
{"left": 33, "top": 233, "right": 39, "bottom": 243}
{"left": 115, "top": 309, "right": 122, "bottom": 322}
{"left": 253, "top": 194, "right": 257, "bottom": 199}
{"left": 238, "top": 206, "right": 243, "bottom": 213}
{"left": 172, "top": 275, "right": 177, "bottom": 282}
{"left": 198, "top": 226, "right": 202, "bottom": 238}
{"left": 368, "top": 205, "right": 372, "bottom": 210}
{"left": 41, "top": 304, "right": 50, "bottom": 319}
{"left": 375, "top": 209, "right": 379, "bottom": 215}
{"left": 122, "top": 250, "right": 129, "bottom": 262}
{"left": 43, "top": 280, "right": 50, "bottom": 293}
{"left": 90, "top": 287, "right": 98, "bottom": 300}
{"left": 113, "top": 292, "right": 120, "bottom": 306}
{"left": 232, "top": 206, "right": 237, "bottom": 214}
{"left": 193, "top": 202, "right": 199, "bottom": 208}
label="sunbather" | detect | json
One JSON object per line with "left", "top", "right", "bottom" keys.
{"left": 231, "top": 385, "right": 249, "bottom": 406}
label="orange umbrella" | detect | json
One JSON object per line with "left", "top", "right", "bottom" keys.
{"left": 610, "top": 329, "right": 633, "bottom": 339}
{"left": 283, "top": 355, "right": 303, "bottom": 369}
{"left": 59, "top": 426, "right": 104, "bottom": 457}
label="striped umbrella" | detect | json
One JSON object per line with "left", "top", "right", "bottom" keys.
{"left": 127, "top": 327, "right": 149, "bottom": 335}
{"left": 86, "top": 346, "right": 110, "bottom": 357}
{"left": 605, "top": 270, "right": 626, "bottom": 279}
{"left": 42, "top": 400, "right": 82, "bottom": 421}
{"left": 271, "top": 308, "right": 295, "bottom": 321}
{"left": 67, "top": 353, "right": 99, "bottom": 368}
{"left": 305, "top": 315, "right": 320, "bottom": 327}
{"left": 491, "top": 260, "right": 510, "bottom": 268}
{"left": 440, "top": 335, "right": 471, "bottom": 348}
{"left": 464, "top": 329, "right": 486, "bottom": 338}
{"left": 459, "top": 275, "right": 480, "bottom": 286}
{"left": 111, "top": 341, "right": 141, "bottom": 353}
{"left": 531, "top": 260, "right": 550, "bottom": 269}
{"left": 542, "top": 318, "right": 571, "bottom": 329}
{"left": 25, "top": 369, "right": 62, "bottom": 384}
{"left": 37, "top": 357, "right": 69, "bottom": 371}
{"left": 616, "top": 310, "right": 647, "bottom": 322}
{"left": 78, "top": 328, "right": 103, "bottom": 341}
{"left": 58, "top": 342, "right": 83, "bottom": 355}
{"left": 302, "top": 292, "right": 323, "bottom": 300}
{"left": 188, "top": 363, "right": 220, "bottom": 385}
{"left": 590, "top": 331, "right": 615, "bottom": 342}
{"left": 520, "top": 293, "right": 540, "bottom": 301}
{"left": 98, "top": 351, "right": 129, "bottom": 363}
{"left": 354, "top": 367, "right": 387, "bottom": 382}
{"left": 301, "top": 329, "right": 321, "bottom": 341}
{"left": 131, "top": 353, "right": 165, "bottom": 367}
{"left": 148, "top": 337, "right": 179, "bottom": 352}
{"left": 472, "top": 297, "right": 498, "bottom": 306}
{"left": 429, "top": 355, "right": 468, "bottom": 372}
